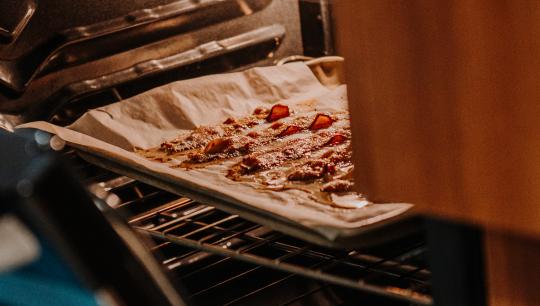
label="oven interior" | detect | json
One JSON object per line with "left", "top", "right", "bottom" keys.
{"left": 0, "top": 1, "right": 439, "bottom": 305}
{"left": 58, "top": 147, "right": 431, "bottom": 306}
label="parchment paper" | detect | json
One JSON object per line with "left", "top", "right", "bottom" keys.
{"left": 18, "top": 62, "right": 413, "bottom": 242}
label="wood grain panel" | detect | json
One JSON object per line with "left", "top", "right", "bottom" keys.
{"left": 485, "top": 231, "right": 540, "bottom": 306}
{"left": 334, "top": 0, "right": 540, "bottom": 238}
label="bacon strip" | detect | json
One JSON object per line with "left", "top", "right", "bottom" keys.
{"left": 183, "top": 113, "right": 337, "bottom": 164}
{"left": 287, "top": 145, "right": 351, "bottom": 181}
{"left": 144, "top": 108, "right": 357, "bottom": 198}
{"left": 185, "top": 132, "right": 270, "bottom": 164}
{"left": 161, "top": 116, "right": 261, "bottom": 154}
{"left": 229, "top": 130, "right": 350, "bottom": 177}
{"left": 288, "top": 159, "right": 333, "bottom": 181}
{"left": 161, "top": 126, "right": 219, "bottom": 153}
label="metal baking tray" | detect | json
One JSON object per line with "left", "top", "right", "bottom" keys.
{"left": 77, "top": 149, "right": 422, "bottom": 249}
{"left": 21, "top": 57, "right": 423, "bottom": 249}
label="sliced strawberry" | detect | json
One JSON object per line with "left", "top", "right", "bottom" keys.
{"left": 266, "top": 104, "right": 290, "bottom": 122}
{"left": 325, "top": 134, "right": 348, "bottom": 146}
{"left": 278, "top": 126, "right": 302, "bottom": 137}
{"left": 309, "top": 114, "right": 334, "bottom": 130}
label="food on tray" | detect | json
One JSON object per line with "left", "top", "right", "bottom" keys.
{"left": 160, "top": 115, "right": 264, "bottom": 154}
{"left": 181, "top": 107, "right": 346, "bottom": 165}
{"left": 309, "top": 114, "right": 334, "bottom": 130}
{"left": 321, "top": 180, "right": 354, "bottom": 193}
{"left": 138, "top": 103, "right": 362, "bottom": 208}
{"left": 288, "top": 145, "right": 351, "bottom": 181}
{"left": 227, "top": 130, "right": 349, "bottom": 176}
{"left": 265, "top": 104, "right": 290, "bottom": 122}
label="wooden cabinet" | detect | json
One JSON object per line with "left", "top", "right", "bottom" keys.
{"left": 333, "top": 1, "right": 540, "bottom": 305}
{"left": 334, "top": 0, "right": 540, "bottom": 238}
{"left": 485, "top": 232, "right": 540, "bottom": 306}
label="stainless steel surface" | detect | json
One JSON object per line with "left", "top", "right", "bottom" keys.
{"left": 0, "top": 0, "right": 303, "bottom": 119}
{"left": 0, "top": 0, "right": 36, "bottom": 42}
{"left": 319, "top": 0, "right": 334, "bottom": 56}
{"left": 298, "top": 0, "right": 334, "bottom": 57}
{"left": 0, "top": 0, "right": 271, "bottom": 93}
{"left": 26, "top": 24, "right": 285, "bottom": 121}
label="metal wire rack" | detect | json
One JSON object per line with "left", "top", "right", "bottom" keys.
{"left": 66, "top": 150, "right": 432, "bottom": 305}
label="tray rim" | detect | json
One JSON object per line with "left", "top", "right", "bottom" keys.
{"left": 76, "top": 148, "right": 422, "bottom": 250}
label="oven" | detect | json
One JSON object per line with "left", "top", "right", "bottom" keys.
{"left": 0, "top": 1, "right": 488, "bottom": 305}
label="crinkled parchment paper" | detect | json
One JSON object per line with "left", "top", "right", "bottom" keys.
{"left": 19, "top": 63, "right": 413, "bottom": 244}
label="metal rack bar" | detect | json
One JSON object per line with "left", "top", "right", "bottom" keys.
{"left": 222, "top": 273, "right": 298, "bottom": 306}
{"left": 68, "top": 150, "right": 432, "bottom": 305}
{"left": 142, "top": 228, "right": 431, "bottom": 305}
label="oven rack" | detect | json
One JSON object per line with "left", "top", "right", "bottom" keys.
{"left": 135, "top": 203, "right": 431, "bottom": 305}
{"left": 72, "top": 151, "right": 432, "bottom": 306}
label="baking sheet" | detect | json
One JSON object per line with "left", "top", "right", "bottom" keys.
{"left": 18, "top": 61, "right": 417, "bottom": 248}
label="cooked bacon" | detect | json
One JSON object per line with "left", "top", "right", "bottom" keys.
{"left": 161, "top": 110, "right": 349, "bottom": 155}
{"left": 161, "top": 116, "right": 264, "bottom": 154}
{"left": 320, "top": 149, "right": 335, "bottom": 159}
{"left": 266, "top": 104, "right": 290, "bottom": 122}
{"left": 288, "top": 168, "right": 323, "bottom": 181}
{"left": 278, "top": 126, "right": 302, "bottom": 137}
{"left": 145, "top": 108, "right": 358, "bottom": 202}
{"left": 186, "top": 152, "right": 206, "bottom": 163}
{"left": 325, "top": 163, "right": 337, "bottom": 174}
{"left": 161, "top": 126, "right": 220, "bottom": 153}
{"left": 321, "top": 180, "right": 354, "bottom": 192}
{"left": 160, "top": 142, "right": 175, "bottom": 152}
{"left": 185, "top": 132, "right": 272, "bottom": 164}
{"left": 184, "top": 114, "right": 330, "bottom": 164}
{"left": 184, "top": 135, "right": 254, "bottom": 163}
{"left": 309, "top": 114, "right": 334, "bottom": 130}
{"left": 329, "top": 147, "right": 352, "bottom": 164}
{"left": 318, "top": 145, "right": 352, "bottom": 165}
{"left": 230, "top": 130, "right": 349, "bottom": 176}
{"left": 288, "top": 160, "right": 330, "bottom": 181}
{"left": 286, "top": 146, "right": 351, "bottom": 182}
